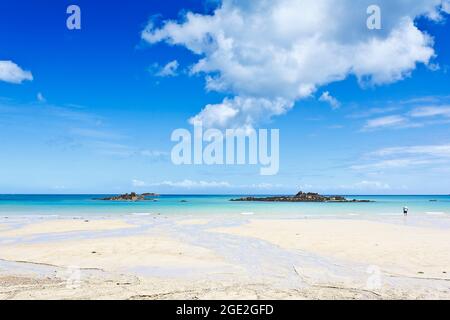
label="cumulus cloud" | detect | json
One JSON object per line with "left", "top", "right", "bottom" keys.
{"left": 444, "top": 0, "right": 450, "bottom": 13}
{"left": 319, "top": 91, "right": 341, "bottom": 109}
{"left": 189, "top": 96, "right": 292, "bottom": 128}
{"left": 0, "top": 60, "right": 33, "bottom": 84}
{"left": 142, "top": 0, "right": 448, "bottom": 128}
{"left": 155, "top": 60, "right": 179, "bottom": 77}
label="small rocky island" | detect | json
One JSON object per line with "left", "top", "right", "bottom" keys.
{"left": 97, "top": 192, "right": 159, "bottom": 201}
{"left": 231, "top": 191, "right": 372, "bottom": 203}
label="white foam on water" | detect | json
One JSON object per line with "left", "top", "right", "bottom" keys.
{"left": 240, "top": 212, "right": 255, "bottom": 216}
{"left": 130, "top": 212, "right": 153, "bottom": 216}
{"left": 13, "top": 214, "right": 61, "bottom": 219}
{"left": 425, "top": 212, "right": 446, "bottom": 216}
{"left": 379, "top": 212, "right": 403, "bottom": 216}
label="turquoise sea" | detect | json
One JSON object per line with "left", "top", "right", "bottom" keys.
{"left": 1, "top": 194, "right": 450, "bottom": 218}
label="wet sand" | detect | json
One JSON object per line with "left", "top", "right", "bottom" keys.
{"left": 212, "top": 219, "right": 450, "bottom": 278}
{"left": 1, "top": 214, "right": 449, "bottom": 299}
{"left": 0, "top": 219, "right": 135, "bottom": 237}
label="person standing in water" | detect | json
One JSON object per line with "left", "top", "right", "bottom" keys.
{"left": 403, "top": 206, "right": 409, "bottom": 216}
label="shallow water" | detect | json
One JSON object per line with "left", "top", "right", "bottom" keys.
{"left": 1, "top": 194, "right": 449, "bottom": 218}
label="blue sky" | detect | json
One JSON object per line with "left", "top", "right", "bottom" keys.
{"left": 1, "top": 0, "right": 450, "bottom": 194}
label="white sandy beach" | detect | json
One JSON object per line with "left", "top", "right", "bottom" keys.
{"left": 212, "top": 219, "right": 450, "bottom": 278}
{"left": 1, "top": 215, "right": 449, "bottom": 300}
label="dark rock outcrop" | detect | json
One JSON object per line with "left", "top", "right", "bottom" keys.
{"left": 142, "top": 193, "right": 159, "bottom": 197}
{"left": 98, "top": 192, "right": 159, "bottom": 201}
{"left": 231, "top": 191, "right": 372, "bottom": 203}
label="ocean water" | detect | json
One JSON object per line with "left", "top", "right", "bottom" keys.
{"left": 0, "top": 194, "right": 449, "bottom": 218}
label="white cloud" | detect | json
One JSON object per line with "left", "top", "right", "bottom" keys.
{"left": 339, "top": 180, "right": 391, "bottom": 190}
{"left": 254, "top": 183, "right": 281, "bottom": 189}
{"left": 409, "top": 105, "right": 450, "bottom": 117}
{"left": 37, "top": 92, "right": 46, "bottom": 102}
{"left": 132, "top": 179, "right": 285, "bottom": 189}
{"left": 132, "top": 179, "right": 146, "bottom": 187}
{"left": 239, "top": 182, "right": 284, "bottom": 189}
{"left": 0, "top": 60, "right": 33, "bottom": 84}
{"left": 189, "top": 96, "right": 292, "bottom": 128}
{"left": 151, "top": 179, "right": 231, "bottom": 188}
{"left": 349, "top": 106, "right": 401, "bottom": 119}
{"left": 155, "top": 60, "right": 179, "bottom": 77}
{"left": 363, "top": 115, "right": 407, "bottom": 130}
{"left": 354, "top": 180, "right": 391, "bottom": 190}
{"left": 352, "top": 143, "right": 450, "bottom": 170}
{"left": 351, "top": 158, "right": 436, "bottom": 170}
{"left": 140, "top": 150, "right": 169, "bottom": 159}
{"left": 442, "top": 0, "right": 450, "bottom": 13}
{"left": 319, "top": 91, "right": 341, "bottom": 109}
{"left": 70, "top": 128, "right": 124, "bottom": 140}
{"left": 143, "top": 0, "right": 447, "bottom": 128}
{"left": 361, "top": 101, "right": 450, "bottom": 130}
{"left": 400, "top": 95, "right": 449, "bottom": 105}
{"left": 371, "top": 144, "right": 450, "bottom": 158}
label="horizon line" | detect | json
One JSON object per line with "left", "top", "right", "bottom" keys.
{"left": 0, "top": 193, "right": 449, "bottom": 196}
